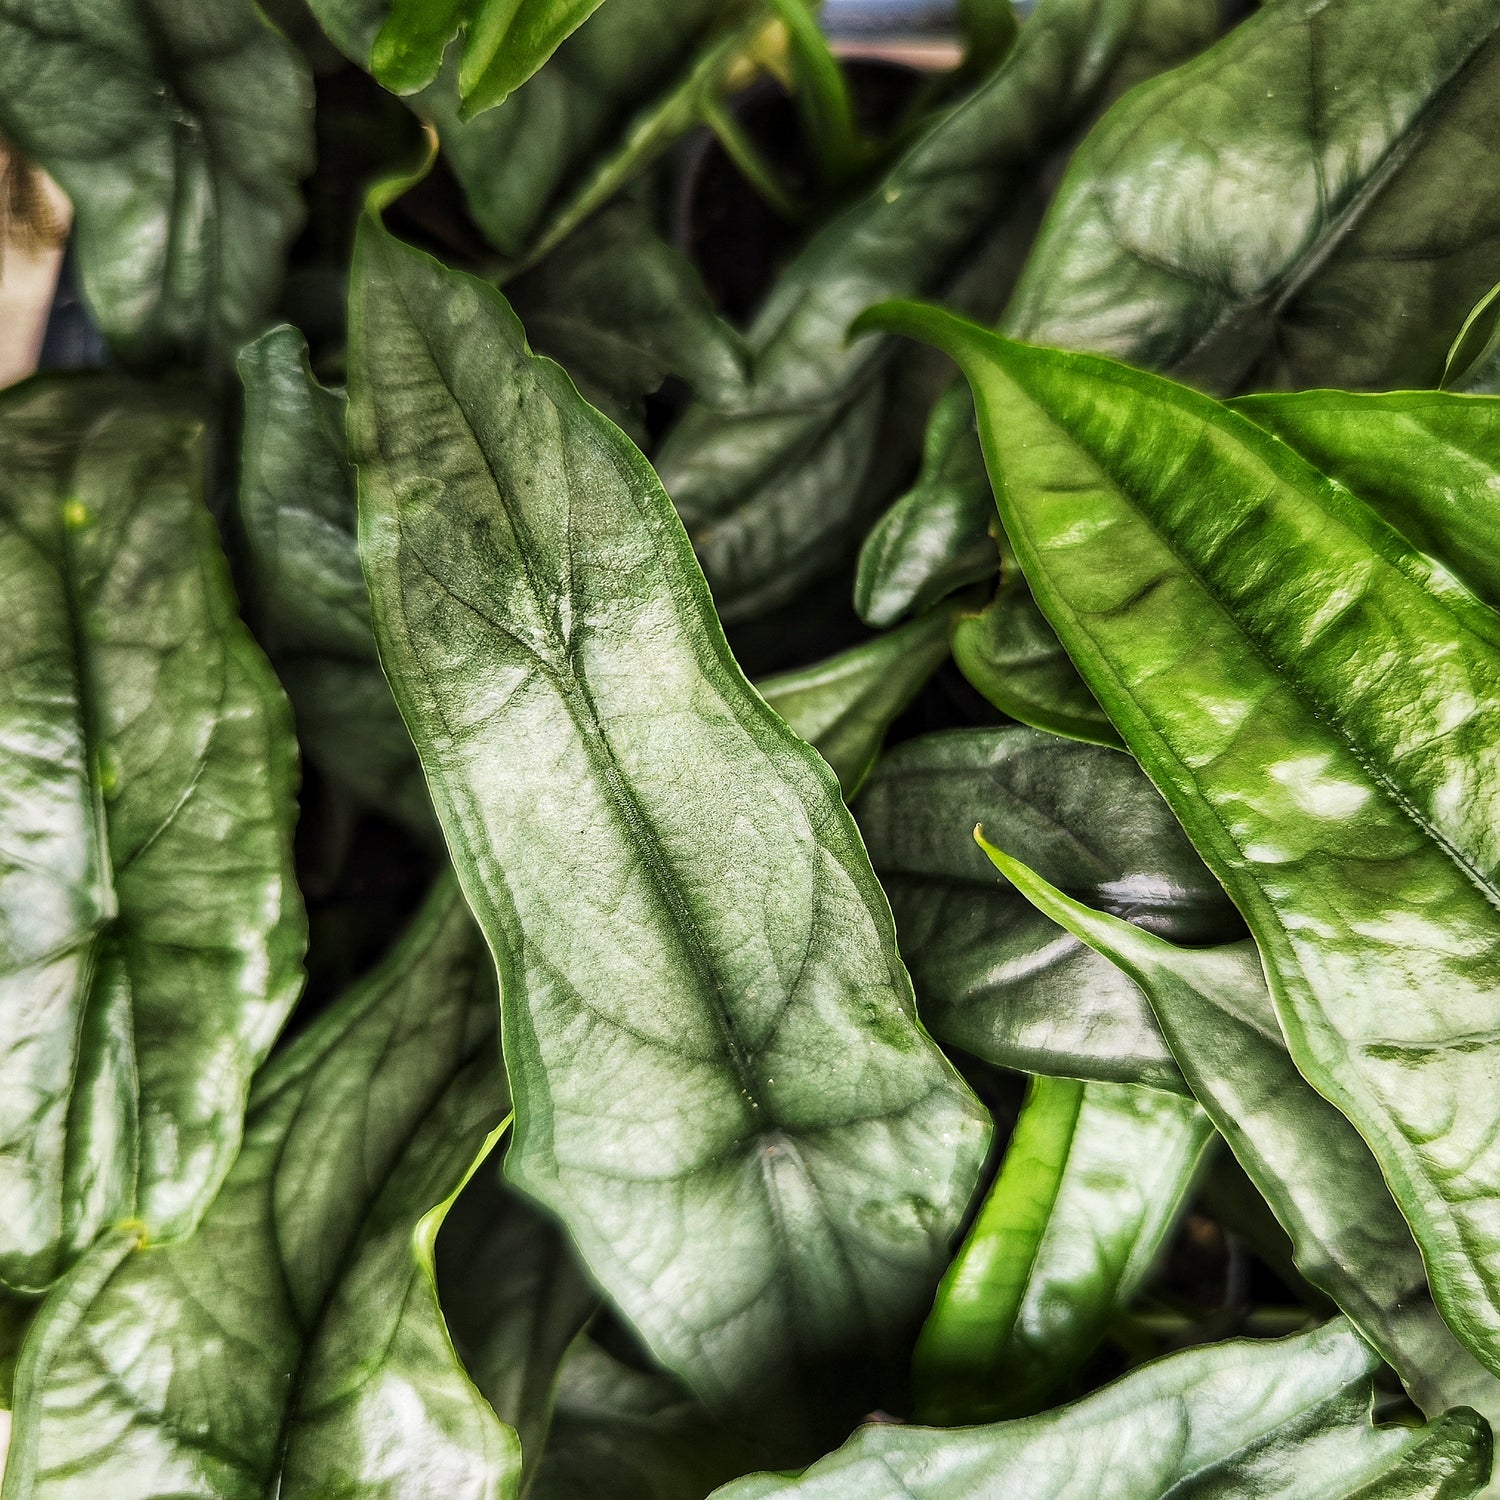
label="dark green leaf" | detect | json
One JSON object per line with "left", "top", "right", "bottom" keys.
{"left": 237, "top": 326, "right": 433, "bottom": 835}
{"left": 0, "top": 378, "right": 304, "bottom": 1294}
{"left": 348, "top": 223, "right": 989, "bottom": 1430}
{"left": 309, "top": 0, "right": 762, "bottom": 263}
{"left": 854, "top": 727, "right": 1238, "bottom": 1092}
{"left": 915, "top": 1075, "right": 1210, "bottom": 1424}
{"left": 874, "top": 303, "right": 1500, "bottom": 1376}
{"left": 372, "top": 0, "right": 608, "bottom": 114}
{"left": 1010, "top": 0, "right": 1500, "bottom": 393}
{"left": 863, "top": 0, "right": 1500, "bottom": 625}
{"left": 758, "top": 606, "right": 956, "bottom": 797}
{"left": 714, "top": 1320, "right": 1492, "bottom": 1499}
{"left": 956, "top": 0, "right": 1019, "bottom": 78}
{"left": 656, "top": 0, "right": 1216, "bottom": 624}
{"left": 437, "top": 1167, "right": 599, "bottom": 1469}
{"left": 854, "top": 384, "right": 994, "bottom": 628}
{"left": 3, "top": 883, "right": 519, "bottom": 1499}
{"left": 951, "top": 539, "right": 1118, "bottom": 747}
{"left": 530, "top": 1340, "right": 763, "bottom": 1500}
{"left": 0, "top": 0, "right": 312, "bottom": 367}
{"left": 506, "top": 199, "right": 750, "bottom": 440}
{"left": 980, "top": 842, "right": 1500, "bottom": 1428}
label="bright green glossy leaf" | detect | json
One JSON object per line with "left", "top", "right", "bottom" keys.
{"left": 871, "top": 302, "right": 1500, "bottom": 1377}
{"left": 915, "top": 1075, "right": 1210, "bottom": 1424}
{"left": 952, "top": 539, "right": 1118, "bottom": 747}
{"left": 3, "top": 883, "right": 519, "bottom": 1500}
{"left": 437, "top": 1167, "right": 598, "bottom": 1468}
{"left": 238, "top": 326, "right": 433, "bottom": 836}
{"left": 506, "top": 199, "right": 750, "bottom": 439}
{"left": 656, "top": 0, "right": 1216, "bottom": 624}
{"left": 863, "top": 0, "right": 1500, "bottom": 626}
{"left": 372, "top": 0, "right": 609, "bottom": 116}
{"left": 0, "top": 378, "right": 304, "bottom": 1294}
{"left": 758, "top": 606, "right": 956, "bottom": 797}
{"left": 530, "top": 1340, "right": 764, "bottom": 1500}
{"left": 1232, "top": 391, "right": 1500, "bottom": 618}
{"left": 714, "top": 1319, "right": 1492, "bottom": 1500}
{"left": 310, "top": 0, "right": 761, "bottom": 263}
{"left": 854, "top": 727, "right": 1238, "bottom": 1093}
{"left": 348, "top": 223, "right": 989, "bottom": 1430}
{"left": 980, "top": 841, "right": 1500, "bottom": 1428}
{"left": 0, "top": 0, "right": 312, "bottom": 367}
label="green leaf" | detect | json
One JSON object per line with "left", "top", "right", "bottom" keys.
{"left": 713, "top": 1319, "right": 1492, "bottom": 1500}
{"left": 915, "top": 1075, "right": 1211, "bottom": 1424}
{"left": 1011, "top": 0, "right": 1500, "bottom": 392}
{"left": 0, "top": 377, "right": 304, "bottom": 1294}
{"left": 372, "top": 0, "right": 610, "bottom": 117}
{"left": 862, "top": 0, "right": 1500, "bottom": 626}
{"left": 506, "top": 199, "right": 751, "bottom": 440}
{"left": 952, "top": 538, "right": 1119, "bottom": 748}
{"left": 758, "top": 606, "right": 956, "bottom": 797}
{"left": 237, "top": 326, "right": 433, "bottom": 836}
{"left": 3, "top": 882, "right": 520, "bottom": 1500}
{"left": 437, "top": 1167, "right": 598, "bottom": 1469}
{"left": 530, "top": 1340, "right": 764, "bottom": 1500}
{"left": 1231, "top": 391, "right": 1500, "bottom": 619}
{"left": 0, "top": 0, "right": 312, "bottom": 367}
{"left": 310, "top": 0, "right": 762, "bottom": 264}
{"left": 655, "top": 0, "right": 1216, "bottom": 624}
{"left": 853, "top": 384, "right": 995, "bottom": 628}
{"left": 854, "top": 727, "right": 1238, "bottom": 1093}
{"left": 979, "top": 841, "right": 1500, "bottom": 1428}
{"left": 347, "top": 223, "right": 989, "bottom": 1430}
{"left": 956, "top": 0, "right": 1019, "bottom": 78}
{"left": 869, "top": 302, "right": 1500, "bottom": 1378}
{"left": 762, "top": 0, "right": 867, "bottom": 187}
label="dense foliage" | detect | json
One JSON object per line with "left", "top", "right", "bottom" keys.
{"left": 3, "top": 0, "right": 1500, "bottom": 1494}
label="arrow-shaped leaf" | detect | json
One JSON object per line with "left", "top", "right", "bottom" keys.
{"left": 866, "top": 300, "right": 1500, "bottom": 1377}
{"left": 348, "top": 223, "right": 989, "bottom": 1433}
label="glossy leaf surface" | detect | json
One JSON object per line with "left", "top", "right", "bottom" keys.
{"left": 0, "top": 378, "right": 304, "bottom": 1293}
{"left": 715, "top": 1320, "right": 1491, "bottom": 1500}
{"left": 758, "top": 607, "right": 955, "bottom": 797}
{"left": 855, "top": 728, "right": 1237, "bottom": 1092}
{"left": 863, "top": 0, "right": 1500, "bottom": 625}
{"left": 1232, "top": 391, "right": 1500, "bottom": 617}
{"left": 854, "top": 385, "right": 995, "bottom": 628}
{"left": 952, "top": 540, "right": 1118, "bottom": 747}
{"left": 238, "top": 326, "right": 431, "bottom": 834}
{"left": 372, "top": 0, "right": 608, "bottom": 115}
{"left": 0, "top": 0, "right": 312, "bottom": 367}
{"left": 3, "top": 884, "right": 518, "bottom": 1500}
{"left": 875, "top": 304, "right": 1500, "bottom": 1376}
{"left": 656, "top": 0, "right": 1216, "bottom": 623}
{"left": 982, "top": 842, "right": 1500, "bottom": 1428}
{"left": 1009, "top": 0, "right": 1500, "bottom": 393}
{"left": 349, "top": 225, "right": 989, "bottom": 1426}
{"left": 915, "top": 1075, "right": 1210, "bottom": 1424}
